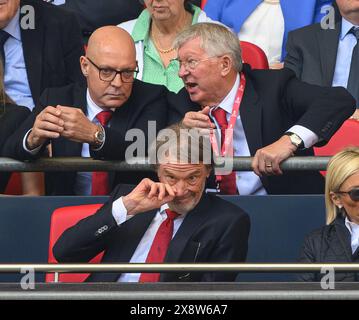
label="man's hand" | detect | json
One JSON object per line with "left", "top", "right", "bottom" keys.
{"left": 182, "top": 106, "right": 216, "bottom": 134}
{"left": 122, "top": 178, "right": 176, "bottom": 215}
{"left": 269, "top": 62, "right": 284, "bottom": 70}
{"left": 252, "top": 135, "right": 297, "bottom": 176}
{"left": 27, "top": 106, "right": 64, "bottom": 150}
{"left": 350, "top": 109, "right": 359, "bottom": 121}
{"left": 57, "top": 106, "right": 98, "bottom": 143}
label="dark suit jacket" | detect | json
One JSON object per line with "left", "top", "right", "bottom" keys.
{"left": 0, "top": 104, "right": 30, "bottom": 192}
{"left": 284, "top": 21, "right": 342, "bottom": 87}
{"left": 298, "top": 215, "right": 359, "bottom": 282}
{"left": 60, "top": 0, "right": 143, "bottom": 38}
{"left": 53, "top": 185, "right": 250, "bottom": 282}
{"left": 18, "top": 0, "right": 85, "bottom": 106}
{"left": 3, "top": 80, "right": 176, "bottom": 195}
{"left": 173, "top": 65, "right": 356, "bottom": 194}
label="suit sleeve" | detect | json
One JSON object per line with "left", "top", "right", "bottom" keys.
{"left": 284, "top": 31, "right": 303, "bottom": 79}
{"left": 53, "top": 185, "right": 128, "bottom": 263}
{"left": 2, "top": 91, "right": 51, "bottom": 160}
{"left": 201, "top": 210, "right": 250, "bottom": 282}
{"left": 283, "top": 72, "right": 356, "bottom": 144}
{"left": 0, "top": 106, "right": 30, "bottom": 153}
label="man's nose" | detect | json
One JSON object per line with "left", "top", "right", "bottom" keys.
{"left": 110, "top": 73, "right": 123, "bottom": 87}
{"left": 174, "top": 180, "right": 187, "bottom": 196}
{"left": 178, "top": 63, "right": 189, "bottom": 78}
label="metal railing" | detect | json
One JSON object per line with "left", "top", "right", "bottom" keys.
{"left": 0, "top": 156, "right": 331, "bottom": 172}
{"left": 1, "top": 262, "right": 358, "bottom": 275}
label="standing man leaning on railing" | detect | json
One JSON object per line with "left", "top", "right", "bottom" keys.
{"left": 53, "top": 122, "right": 250, "bottom": 282}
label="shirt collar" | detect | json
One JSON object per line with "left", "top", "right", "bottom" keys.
{"left": 131, "top": 4, "right": 202, "bottom": 42}
{"left": 3, "top": 8, "right": 21, "bottom": 41}
{"left": 86, "top": 89, "right": 115, "bottom": 121}
{"left": 340, "top": 17, "right": 359, "bottom": 40}
{"left": 214, "top": 73, "right": 240, "bottom": 115}
{"left": 345, "top": 216, "right": 359, "bottom": 236}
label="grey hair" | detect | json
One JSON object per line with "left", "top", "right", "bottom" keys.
{"left": 173, "top": 22, "right": 243, "bottom": 72}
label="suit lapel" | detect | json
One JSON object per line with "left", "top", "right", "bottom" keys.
{"left": 239, "top": 68, "right": 261, "bottom": 156}
{"left": 161, "top": 194, "right": 211, "bottom": 272}
{"left": 20, "top": 0, "right": 44, "bottom": 105}
{"left": 316, "top": 21, "right": 341, "bottom": 86}
{"left": 334, "top": 218, "right": 352, "bottom": 261}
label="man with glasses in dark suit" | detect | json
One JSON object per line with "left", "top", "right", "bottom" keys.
{"left": 4, "top": 26, "right": 176, "bottom": 195}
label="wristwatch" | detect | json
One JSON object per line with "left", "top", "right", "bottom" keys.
{"left": 284, "top": 132, "right": 304, "bottom": 149}
{"left": 93, "top": 125, "right": 105, "bottom": 147}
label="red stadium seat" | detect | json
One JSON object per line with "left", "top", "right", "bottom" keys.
{"left": 240, "top": 41, "right": 269, "bottom": 70}
{"left": 314, "top": 119, "right": 359, "bottom": 175}
{"left": 46, "top": 203, "right": 104, "bottom": 283}
{"left": 4, "top": 173, "right": 22, "bottom": 195}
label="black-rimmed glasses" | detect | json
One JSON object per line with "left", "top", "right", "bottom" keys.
{"left": 86, "top": 57, "right": 139, "bottom": 83}
{"left": 336, "top": 187, "right": 359, "bottom": 202}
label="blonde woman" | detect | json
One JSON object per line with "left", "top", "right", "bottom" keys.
{"left": 0, "top": 60, "right": 44, "bottom": 195}
{"left": 299, "top": 147, "right": 359, "bottom": 281}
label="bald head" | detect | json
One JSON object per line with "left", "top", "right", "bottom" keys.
{"left": 87, "top": 26, "right": 136, "bottom": 62}
{"left": 80, "top": 26, "right": 138, "bottom": 109}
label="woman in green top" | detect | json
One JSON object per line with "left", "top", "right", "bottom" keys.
{"left": 119, "top": 0, "right": 218, "bottom": 93}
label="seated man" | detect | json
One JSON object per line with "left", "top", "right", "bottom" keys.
{"left": 174, "top": 23, "right": 355, "bottom": 195}
{"left": 53, "top": 123, "right": 250, "bottom": 282}
{"left": 285, "top": 0, "right": 359, "bottom": 119}
{"left": 1, "top": 0, "right": 84, "bottom": 110}
{"left": 3, "top": 26, "right": 183, "bottom": 195}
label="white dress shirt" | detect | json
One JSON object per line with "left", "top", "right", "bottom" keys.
{"left": 3, "top": 9, "right": 35, "bottom": 110}
{"left": 345, "top": 217, "right": 359, "bottom": 254}
{"left": 332, "top": 18, "right": 359, "bottom": 102}
{"left": 238, "top": 0, "right": 284, "bottom": 65}
{"left": 112, "top": 198, "right": 185, "bottom": 282}
{"left": 209, "top": 74, "right": 319, "bottom": 195}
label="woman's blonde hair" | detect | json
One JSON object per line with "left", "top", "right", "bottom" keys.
{"left": 325, "top": 146, "right": 359, "bottom": 224}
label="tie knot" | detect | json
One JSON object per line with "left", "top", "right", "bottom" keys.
{"left": 350, "top": 27, "right": 359, "bottom": 41}
{"left": 212, "top": 107, "right": 228, "bottom": 129}
{"left": 165, "top": 209, "right": 179, "bottom": 221}
{"left": 96, "top": 110, "right": 113, "bottom": 126}
{"left": 0, "top": 30, "right": 9, "bottom": 46}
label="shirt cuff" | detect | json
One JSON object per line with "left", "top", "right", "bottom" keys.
{"left": 22, "top": 129, "right": 43, "bottom": 155}
{"left": 112, "top": 197, "right": 134, "bottom": 225}
{"left": 287, "top": 125, "right": 320, "bottom": 149}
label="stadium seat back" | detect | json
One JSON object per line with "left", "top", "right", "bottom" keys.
{"left": 314, "top": 119, "right": 359, "bottom": 175}
{"left": 240, "top": 41, "right": 269, "bottom": 69}
{"left": 46, "top": 204, "right": 104, "bottom": 283}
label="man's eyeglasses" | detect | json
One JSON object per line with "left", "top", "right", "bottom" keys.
{"left": 172, "top": 56, "right": 222, "bottom": 71}
{"left": 86, "top": 57, "right": 139, "bottom": 83}
{"left": 336, "top": 187, "right": 359, "bottom": 202}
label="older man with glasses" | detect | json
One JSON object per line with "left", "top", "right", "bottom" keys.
{"left": 3, "top": 26, "right": 181, "bottom": 196}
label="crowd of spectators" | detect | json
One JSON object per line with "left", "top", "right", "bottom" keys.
{"left": 0, "top": 0, "right": 358, "bottom": 283}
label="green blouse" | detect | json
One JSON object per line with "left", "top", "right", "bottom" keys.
{"left": 131, "top": 6, "right": 202, "bottom": 93}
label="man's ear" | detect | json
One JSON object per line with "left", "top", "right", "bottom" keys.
{"left": 330, "top": 191, "right": 343, "bottom": 208}
{"left": 80, "top": 56, "right": 89, "bottom": 77}
{"left": 220, "top": 55, "right": 232, "bottom": 76}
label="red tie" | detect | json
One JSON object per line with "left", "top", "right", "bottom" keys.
{"left": 139, "top": 209, "right": 179, "bottom": 282}
{"left": 212, "top": 108, "right": 238, "bottom": 195}
{"left": 91, "top": 110, "right": 113, "bottom": 196}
